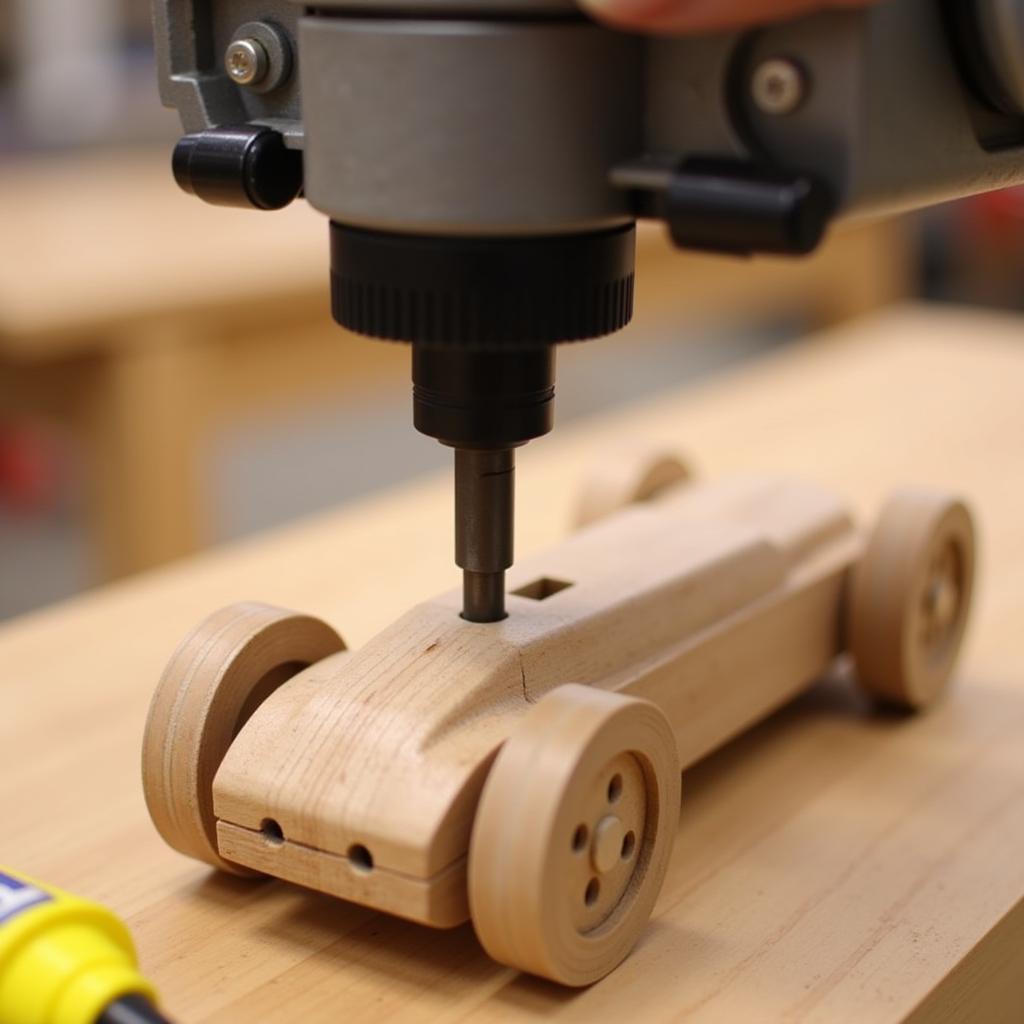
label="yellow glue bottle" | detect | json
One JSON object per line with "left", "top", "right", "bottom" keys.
{"left": 0, "top": 867, "right": 170, "bottom": 1024}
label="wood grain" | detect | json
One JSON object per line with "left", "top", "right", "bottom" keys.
{"left": 1, "top": 307, "right": 1023, "bottom": 1021}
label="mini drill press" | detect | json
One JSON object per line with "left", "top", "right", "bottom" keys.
{"left": 159, "top": 0, "right": 1024, "bottom": 622}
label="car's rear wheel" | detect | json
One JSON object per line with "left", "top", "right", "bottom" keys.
{"left": 847, "top": 490, "right": 975, "bottom": 710}
{"left": 574, "top": 443, "right": 691, "bottom": 530}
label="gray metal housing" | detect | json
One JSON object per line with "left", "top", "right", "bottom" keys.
{"left": 152, "top": 0, "right": 1024, "bottom": 235}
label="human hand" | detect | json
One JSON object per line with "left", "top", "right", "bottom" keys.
{"left": 578, "top": 0, "right": 877, "bottom": 34}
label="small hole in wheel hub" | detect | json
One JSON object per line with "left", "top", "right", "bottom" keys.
{"left": 572, "top": 824, "right": 589, "bottom": 853}
{"left": 621, "top": 830, "right": 636, "bottom": 860}
{"left": 607, "top": 773, "right": 623, "bottom": 803}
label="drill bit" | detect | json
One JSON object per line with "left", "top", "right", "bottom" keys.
{"left": 455, "top": 448, "right": 515, "bottom": 622}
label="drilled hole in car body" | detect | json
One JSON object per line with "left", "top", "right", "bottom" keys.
{"left": 260, "top": 818, "right": 285, "bottom": 846}
{"left": 348, "top": 843, "right": 374, "bottom": 873}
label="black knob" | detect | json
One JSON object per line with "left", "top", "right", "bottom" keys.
{"left": 661, "top": 157, "right": 834, "bottom": 256}
{"left": 172, "top": 125, "right": 303, "bottom": 211}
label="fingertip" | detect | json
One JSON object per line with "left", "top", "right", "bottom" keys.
{"left": 578, "top": 0, "right": 688, "bottom": 31}
{"left": 578, "top": 0, "right": 856, "bottom": 33}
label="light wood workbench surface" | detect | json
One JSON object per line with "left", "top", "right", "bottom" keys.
{"left": 3, "top": 306, "right": 1022, "bottom": 1022}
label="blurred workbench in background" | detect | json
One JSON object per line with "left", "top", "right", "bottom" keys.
{"left": 0, "top": 147, "right": 912, "bottom": 581}
{"left": 2, "top": 306, "right": 1022, "bottom": 1022}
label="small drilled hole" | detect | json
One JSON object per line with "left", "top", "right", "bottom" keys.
{"left": 585, "top": 878, "right": 601, "bottom": 906}
{"left": 572, "top": 824, "right": 589, "bottom": 853}
{"left": 607, "top": 774, "right": 623, "bottom": 803}
{"left": 260, "top": 818, "right": 285, "bottom": 846}
{"left": 348, "top": 844, "right": 374, "bottom": 873}
{"left": 621, "top": 830, "right": 636, "bottom": 860}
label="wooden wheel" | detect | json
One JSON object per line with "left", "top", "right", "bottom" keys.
{"left": 847, "top": 489, "right": 976, "bottom": 710}
{"left": 574, "top": 443, "right": 691, "bottom": 530}
{"left": 468, "top": 685, "right": 680, "bottom": 986}
{"left": 141, "top": 602, "right": 345, "bottom": 874}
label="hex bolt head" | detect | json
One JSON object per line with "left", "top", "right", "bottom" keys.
{"left": 751, "top": 58, "right": 808, "bottom": 116}
{"left": 225, "top": 38, "right": 270, "bottom": 88}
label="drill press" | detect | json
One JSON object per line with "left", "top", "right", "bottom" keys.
{"left": 159, "top": 0, "right": 1024, "bottom": 622}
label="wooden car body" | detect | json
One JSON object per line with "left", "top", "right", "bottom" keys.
{"left": 210, "top": 474, "right": 862, "bottom": 927}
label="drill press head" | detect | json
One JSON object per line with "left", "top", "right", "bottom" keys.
{"left": 155, "top": 0, "right": 1024, "bottom": 619}
{"left": 166, "top": 0, "right": 652, "bottom": 622}
{"left": 285, "top": 7, "right": 644, "bottom": 615}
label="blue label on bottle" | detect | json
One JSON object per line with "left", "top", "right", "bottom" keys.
{"left": 0, "top": 872, "right": 52, "bottom": 925}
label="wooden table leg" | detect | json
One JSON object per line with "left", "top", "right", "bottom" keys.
{"left": 814, "top": 217, "right": 917, "bottom": 327}
{"left": 78, "top": 322, "right": 213, "bottom": 580}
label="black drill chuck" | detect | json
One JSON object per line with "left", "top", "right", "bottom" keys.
{"left": 329, "top": 222, "right": 637, "bottom": 623}
{"left": 329, "top": 224, "right": 635, "bottom": 348}
{"left": 412, "top": 347, "right": 555, "bottom": 449}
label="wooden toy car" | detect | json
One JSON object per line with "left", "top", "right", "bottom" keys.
{"left": 142, "top": 451, "right": 975, "bottom": 987}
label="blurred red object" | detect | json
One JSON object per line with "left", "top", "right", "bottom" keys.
{"left": 962, "top": 185, "right": 1024, "bottom": 239}
{"left": 0, "top": 422, "right": 63, "bottom": 516}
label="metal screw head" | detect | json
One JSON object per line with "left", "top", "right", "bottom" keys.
{"left": 225, "top": 38, "right": 269, "bottom": 87}
{"left": 752, "top": 58, "right": 807, "bottom": 116}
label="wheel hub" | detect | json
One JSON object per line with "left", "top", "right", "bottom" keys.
{"left": 569, "top": 752, "right": 648, "bottom": 933}
{"left": 922, "top": 544, "right": 962, "bottom": 643}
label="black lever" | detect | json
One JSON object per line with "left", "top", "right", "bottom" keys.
{"left": 172, "top": 124, "right": 303, "bottom": 211}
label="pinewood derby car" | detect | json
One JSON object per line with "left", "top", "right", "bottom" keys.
{"left": 142, "top": 450, "right": 975, "bottom": 986}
